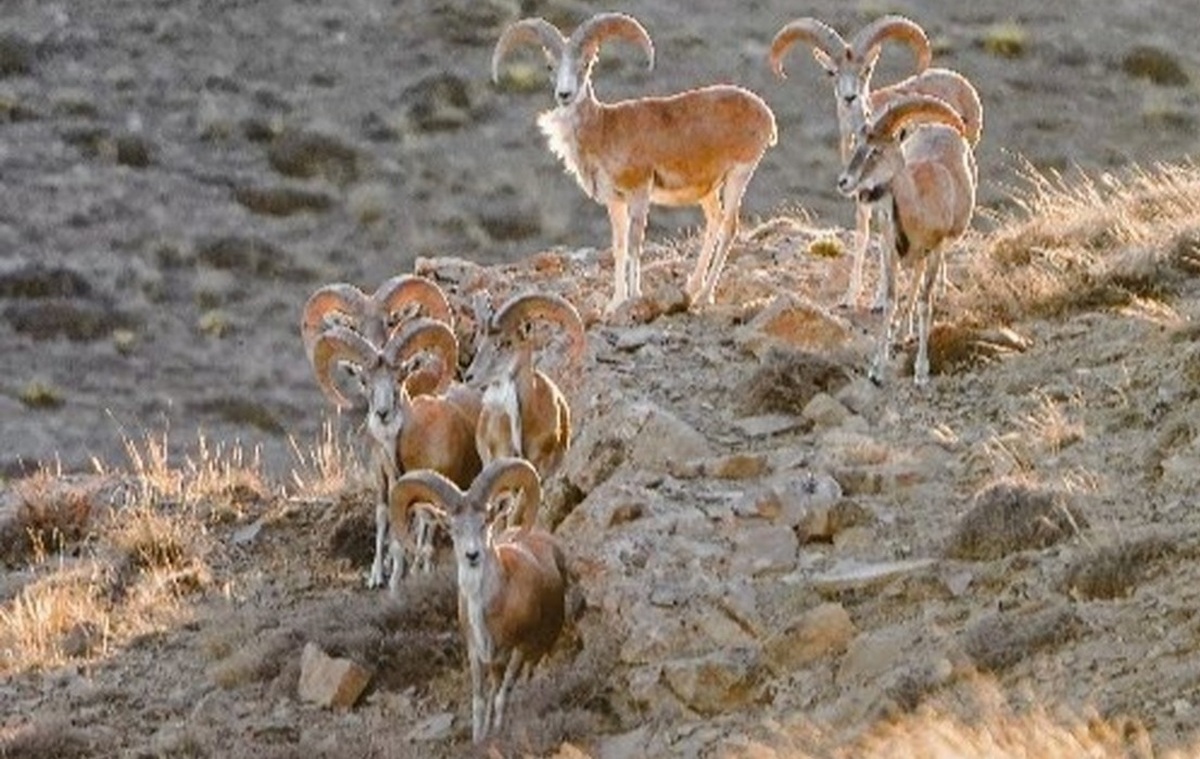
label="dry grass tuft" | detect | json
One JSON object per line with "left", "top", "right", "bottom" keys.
{"left": 0, "top": 716, "right": 99, "bottom": 759}
{"left": 945, "top": 479, "right": 1088, "bottom": 560}
{"left": 738, "top": 348, "right": 852, "bottom": 416}
{"left": 913, "top": 323, "right": 1032, "bottom": 378}
{"left": 1062, "top": 534, "right": 1179, "bottom": 600}
{"left": 961, "top": 605, "right": 1083, "bottom": 673}
{"left": 980, "top": 21, "right": 1028, "bottom": 58}
{"left": 288, "top": 416, "right": 366, "bottom": 499}
{"left": 957, "top": 160, "right": 1200, "bottom": 326}
{"left": 0, "top": 564, "right": 111, "bottom": 670}
{"left": 0, "top": 469, "right": 95, "bottom": 567}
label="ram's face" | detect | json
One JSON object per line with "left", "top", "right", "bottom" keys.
{"left": 553, "top": 49, "right": 592, "bottom": 107}
{"left": 837, "top": 134, "right": 898, "bottom": 202}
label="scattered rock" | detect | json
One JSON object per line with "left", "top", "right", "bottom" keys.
{"left": 734, "top": 294, "right": 858, "bottom": 358}
{"left": 405, "top": 711, "right": 455, "bottom": 742}
{"left": 802, "top": 392, "right": 852, "bottom": 429}
{"left": 267, "top": 129, "right": 361, "bottom": 185}
{"left": 661, "top": 649, "right": 763, "bottom": 716}
{"left": 811, "top": 558, "right": 937, "bottom": 597}
{"left": 233, "top": 185, "right": 335, "bottom": 216}
{"left": 729, "top": 523, "right": 797, "bottom": 577}
{"left": 297, "top": 642, "right": 372, "bottom": 710}
{"left": 732, "top": 413, "right": 803, "bottom": 439}
{"left": 945, "top": 480, "right": 1088, "bottom": 561}
{"left": 756, "top": 471, "right": 843, "bottom": 529}
{"left": 764, "top": 602, "right": 856, "bottom": 675}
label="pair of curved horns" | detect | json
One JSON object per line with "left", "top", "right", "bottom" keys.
{"left": 310, "top": 324, "right": 379, "bottom": 408}
{"left": 385, "top": 317, "right": 460, "bottom": 397}
{"left": 869, "top": 95, "right": 966, "bottom": 140}
{"left": 301, "top": 275, "right": 452, "bottom": 352}
{"left": 488, "top": 292, "right": 587, "bottom": 368}
{"left": 492, "top": 13, "right": 655, "bottom": 84}
{"left": 310, "top": 317, "right": 459, "bottom": 408}
{"left": 391, "top": 457, "right": 542, "bottom": 523}
{"left": 770, "top": 15, "right": 930, "bottom": 78}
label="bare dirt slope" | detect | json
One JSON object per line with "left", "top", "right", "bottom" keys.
{"left": 4, "top": 1, "right": 1200, "bottom": 758}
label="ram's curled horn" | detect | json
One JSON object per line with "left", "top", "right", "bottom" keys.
{"left": 385, "top": 317, "right": 460, "bottom": 396}
{"left": 374, "top": 275, "right": 454, "bottom": 335}
{"left": 768, "top": 18, "right": 847, "bottom": 77}
{"left": 870, "top": 95, "right": 965, "bottom": 139}
{"left": 310, "top": 325, "right": 379, "bottom": 409}
{"left": 391, "top": 469, "right": 467, "bottom": 522}
{"left": 301, "top": 284, "right": 370, "bottom": 352}
{"left": 492, "top": 17, "right": 568, "bottom": 83}
{"left": 850, "top": 15, "right": 932, "bottom": 71}
{"left": 492, "top": 293, "right": 586, "bottom": 367}
{"left": 469, "top": 457, "right": 542, "bottom": 527}
{"left": 571, "top": 12, "right": 655, "bottom": 70}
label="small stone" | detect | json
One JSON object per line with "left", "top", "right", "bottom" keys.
{"left": 406, "top": 711, "right": 454, "bottom": 742}
{"left": 661, "top": 649, "right": 763, "bottom": 716}
{"left": 734, "top": 293, "right": 857, "bottom": 357}
{"left": 730, "top": 523, "right": 798, "bottom": 577}
{"left": 802, "top": 393, "right": 851, "bottom": 429}
{"left": 297, "top": 642, "right": 372, "bottom": 710}
{"left": 733, "top": 413, "right": 803, "bottom": 439}
{"left": 764, "top": 602, "right": 856, "bottom": 675}
{"left": 706, "top": 453, "right": 769, "bottom": 480}
{"left": 811, "top": 559, "right": 937, "bottom": 597}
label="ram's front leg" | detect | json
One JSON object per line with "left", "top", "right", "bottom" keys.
{"left": 840, "top": 200, "right": 872, "bottom": 308}
{"left": 868, "top": 239, "right": 899, "bottom": 386}
{"left": 604, "top": 199, "right": 631, "bottom": 315}
{"left": 368, "top": 462, "right": 391, "bottom": 588}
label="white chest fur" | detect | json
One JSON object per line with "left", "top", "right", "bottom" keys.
{"left": 537, "top": 107, "right": 608, "bottom": 202}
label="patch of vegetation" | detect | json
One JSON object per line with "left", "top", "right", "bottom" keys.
{"left": 1063, "top": 535, "right": 1179, "bottom": 600}
{"left": 0, "top": 716, "right": 97, "bottom": 758}
{"left": 961, "top": 605, "right": 1082, "bottom": 673}
{"left": 945, "top": 479, "right": 1087, "bottom": 561}
{"left": 808, "top": 237, "right": 843, "bottom": 259}
{"left": 1122, "top": 46, "right": 1190, "bottom": 87}
{"left": 0, "top": 472, "right": 94, "bottom": 567}
{"left": 17, "top": 380, "right": 63, "bottom": 410}
{"left": 738, "top": 348, "right": 852, "bottom": 416}
{"left": 980, "top": 21, "right": 1028, "bottom": 58}
{"left": 957, "top": 161, "right": 1200, "bottom": 325}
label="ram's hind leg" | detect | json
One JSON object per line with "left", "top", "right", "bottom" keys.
{"left": 694, "top": 162, "right": 757, "bottom": 307}
{"left": 686, "top": 191, "right": 721, "bottom": 301}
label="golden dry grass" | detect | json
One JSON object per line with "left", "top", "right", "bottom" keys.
{"left": 955, "top": 160, "right": 1200, "bottom": 327}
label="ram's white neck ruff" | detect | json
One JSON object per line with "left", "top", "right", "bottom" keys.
{"left": 537, "top": 96, "right": 600, "bottom": 201}
{"left": 459, "top": 558, "right": 495, "bottom": 664}
{"left": 481, "top": 377, "right": 523, "bottom": 458}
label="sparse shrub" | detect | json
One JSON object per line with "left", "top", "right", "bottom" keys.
{"left": 1122, "top": 45, "right": 1190, "bottom": 87}
{"left": 808, "top": 237, "right": 843, "bottom": 259}
{"left": 1063, "top": 535, "right": 1179, "bottom": 600}
{"left": 0, "top": 716, "right": 97, "bottom": 758}
{"left": 961, "top": 605, "right": 1082, "bottom": 673}
{"left": 0, "top": 471, "right": 94, "bottom": 566}
{"left": 981, "top": 21, "right": 1028, "bottom": 58}
{"left": 945, "top": 479, "right": 1087, "bottom": 560}
{"left": 17, "top": 380, "right": 63, "bottom": 410}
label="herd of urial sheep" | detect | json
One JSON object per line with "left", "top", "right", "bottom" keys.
{"left": 299, "top": 11, "right": 982, "bottom": 745}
